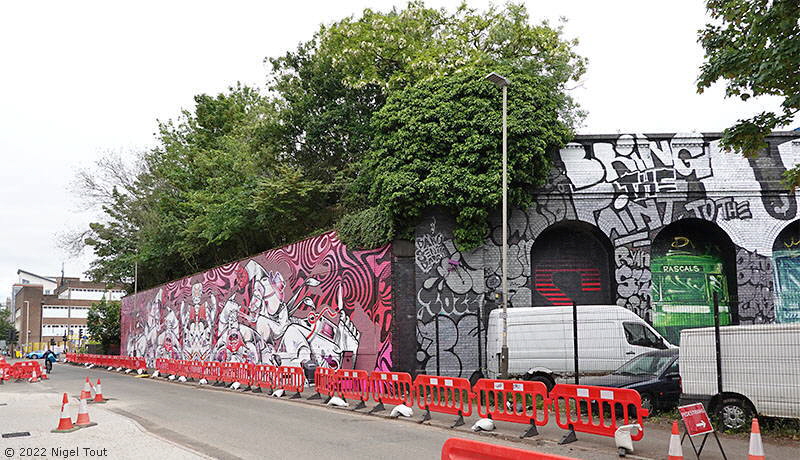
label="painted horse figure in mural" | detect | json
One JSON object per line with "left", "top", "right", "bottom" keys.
{"left": 212, "top": 260, "right": 361, "bottom": 368}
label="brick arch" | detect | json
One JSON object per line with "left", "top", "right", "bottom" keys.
{"left": 649, "top": 218, "right": 738, "bottom": 344}
{"left": 530, "top": 221, "right": 615, "bottom": 306}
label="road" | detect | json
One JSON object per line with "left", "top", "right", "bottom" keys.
{"left": 3, "top": 362, "right": 799, "bottom": 459}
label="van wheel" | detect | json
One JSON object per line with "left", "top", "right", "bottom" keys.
{"left": 524, "top": 374, "right": 555, "bottom": 391}
{"left": 716, "top": 398, "right": 753, "bottom": 431}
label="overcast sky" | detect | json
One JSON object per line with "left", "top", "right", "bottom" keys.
{"left": 0, "top": 1, "right": 788, "bottom": 302}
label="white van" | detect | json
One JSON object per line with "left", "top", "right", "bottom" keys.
{"left": 680, "top": 323, "right": 800, "bottom": 430}
{"left": 486, "top": 305, "right": 673, "bottom": 388}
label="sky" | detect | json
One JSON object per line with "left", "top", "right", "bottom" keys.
{"left": 0, "top": 0, "right": 788, "bottom": 302}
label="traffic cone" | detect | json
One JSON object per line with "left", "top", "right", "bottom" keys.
{"left": 51, "top": 393, "right": 79, "bottom": 433}
{"left": 80, "top": 377, "right": 92, "bottom": 400}
{"left": 92, "top": 378, "right": 106, "bottom": 403}
{"left": 668, "top": 421, "right": 683, "bottom": 460}
{"left": 748, "top": 418, "right": 765, "bottom": 460}
{"left": 75, "top": 394, "right": 97, "bottom": 427}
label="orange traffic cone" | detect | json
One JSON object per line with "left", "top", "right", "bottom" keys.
{"left": 748, "top": 418, "right": 765, "bottom": 460}
{"left": 92, "top": 378, "right": 106, "bottom": 403}
{"left": 668, "top": 421, "right": 684, "bottom": 460}
{"left": 51, "top": 393, "right": 79, "bottom": 433}
{"left": 75, "top": 394, "right": 97, "bottom": 427}
{"left": 80, "top": 377, "right": 92, "bottom": 400}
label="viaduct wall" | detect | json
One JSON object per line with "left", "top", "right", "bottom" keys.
{"left": 413, "top": 132, "right": 800, "bottom": 378}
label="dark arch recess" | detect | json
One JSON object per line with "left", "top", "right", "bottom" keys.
{"left": 650, "top": 218, "right": 739, "bottom": 344}
{"left": 530, "top": 221, "right": 616, "bottom": 307}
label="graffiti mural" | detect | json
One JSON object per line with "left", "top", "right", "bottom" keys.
{"left": 415, "top": 132, "right": 800, "bottom": 377}
{"left": 772, "top": 221, "right": 800, "bottom": 323}
{"left": 121, "top": 232, "right": 393, "bottom": 371}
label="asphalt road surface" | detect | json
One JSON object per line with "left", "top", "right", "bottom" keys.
{"left": 5, "top": 362, "right": 799, "bottom": 459}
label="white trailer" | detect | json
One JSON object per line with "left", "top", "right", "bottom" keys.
{"left": 680, "top": 323, "right": 800, "bottom": 430}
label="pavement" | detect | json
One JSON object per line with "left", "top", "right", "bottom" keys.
{"left": 2, "top": 361, "right": 799, "bottom": 459}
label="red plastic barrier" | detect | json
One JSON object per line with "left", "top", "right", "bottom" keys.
{"left": 441, "top": 438, "right": 579, "bottom": 460}
{"left": 473, "top": 379, "right": 550, "bottom": 438}
{"left": 415, "top": 375, "right": 474, "bottom": 427}
{"left": 155, "top": 358, "right": 169, "bottom": 374}
{"left": 335, "top": 369, "right": 370, "bottom": 409}
{"left": 203, "top": 361, "right": 221, "bottom": 383}
{"left": 550, "top": 384, "right": 649, "bottom": 443}
{"left": 369, "top": 371, "right": 414, "bottom": 413}
{"left": 220, "top": 362, "right": 237, "bottom": 385}
{"left": 276, "top": 366, "right": 305, "bottom": 398}
{"left": 10, "top": 361, "right": 45, "bottom": 380}
{"left": 252, "top": 364, "right": 278, "bottom": 392}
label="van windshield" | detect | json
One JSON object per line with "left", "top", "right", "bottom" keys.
{"left": 613, "top": 354, "right": 675, "bottom": 376}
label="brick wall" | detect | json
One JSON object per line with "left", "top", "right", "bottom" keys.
{"left": 413, "top": 132, "right": 800, "bottom": 378}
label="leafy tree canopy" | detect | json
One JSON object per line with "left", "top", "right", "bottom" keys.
{"left": 87, "top": 299, "right": 121, "bottom": 354}
{"left": 697, "top": 0, "right": 799, "bottom": 181}
{"left": 347, "top": 67, "right": 575, "bottom": 250}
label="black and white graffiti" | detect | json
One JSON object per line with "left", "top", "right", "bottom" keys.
{"left": 415, "top": 132, "right": 800, "bottom": 377}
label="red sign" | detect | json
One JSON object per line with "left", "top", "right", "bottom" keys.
{"left": 678, "top": 403, "right": 714, "bottom": 437}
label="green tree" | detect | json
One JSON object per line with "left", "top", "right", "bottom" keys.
{"left": 0, "top": 308, "right": 15, "bottom": 344}
{"left": 348, "top": 67, "right": 574, "bottom": 250}
{"left": 697, "top": 0, "right": 799, "bottom": 170}
{"left": 87, "top": 299, "right": 121, "bottom": 354}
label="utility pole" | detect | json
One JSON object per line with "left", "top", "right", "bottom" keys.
{"left": 485, "top": 72, "right": 511, "bottom": 378}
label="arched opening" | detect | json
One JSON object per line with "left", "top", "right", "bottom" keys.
{"left": 772, "top": 220, "right": 800, "bottom": 323}
{"left": 530, "top": 221, "right": 615, "bottom": 306}
{"left": 650, "top": 219, "right": 737, "bottom": 344}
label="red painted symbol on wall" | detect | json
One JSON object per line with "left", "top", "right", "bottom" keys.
{"left": 678, "top": 403, "right": 714, "bottom": 437}
{"left": 534, "top": 267, "right": 602, "bottom": 306}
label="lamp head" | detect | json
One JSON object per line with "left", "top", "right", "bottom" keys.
{"left": 485, "top": 72, "right": 510, "bottom": 88}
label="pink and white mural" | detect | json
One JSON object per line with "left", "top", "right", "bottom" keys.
{"left": 121, "top": 232, "right": 393, "bottom": 372}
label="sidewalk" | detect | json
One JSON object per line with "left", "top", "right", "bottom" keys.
{"left": 0, "top": 391, "right": 205, "bottom": 460}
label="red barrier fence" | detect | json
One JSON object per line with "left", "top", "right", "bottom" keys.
{"left": 309, "top": 367, "right": 338, "bottom": 401}
{"left": 336, "top": 369, "right": 370, "bottom": 409}
{"left": 415, "top": 374, "right": 474, "bottom": 427}
{"left": 473, "top": 379, "right": 550, "bottom": 438}
{"left": 550, "top": 384, "right": 649, "bottom": 444}
{"left": 10, "top": 361, "right": 47, "bottom": 381}
{"left": 63, "top": 353, "right": 650, "bottom": 449}
{"left": 441, "top": 438, "right": 579, "bottom": 460}
{"left": 368, "top": 371, "right": 414, "bottom": 414}
{"left": 276, "top": 366, "right": 305, "bottom": 398}
{"left": 252, "top": 364, "right": 278, "bottom": 393}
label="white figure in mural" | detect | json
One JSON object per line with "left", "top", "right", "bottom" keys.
{"left": 212, "top": 304, "right": 259, "bottom": 363}
{"left": 128, "top": 289, "right": 163, "bottom": 366}
{"left": 182, "top": 282, "right": 217, "bottom": 361}
{"left": 277, "top": 283, "right": 361, "bottom": 369}
{"left": 156, "top": 308, "right": 182, "bottom": 360}
{"left": 212, "top": 259, "right": 361, "bottom": 368}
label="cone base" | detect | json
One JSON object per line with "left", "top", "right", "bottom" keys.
{"left": 51, "top": 426, "right": 80, "bottom": 433}
{"left": 75, "top": 421, "right": 97, "bottom": 428}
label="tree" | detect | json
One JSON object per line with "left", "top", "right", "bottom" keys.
{"left": 87, "top": 299, "right": 121, "bottom": 354}
{"left": 348, "top": 67, "right": 575, "bottom": 250}
{"left": 697, "top": 0, "right": 799, "bottom": 171}
{"left": 270, "top": 1, "right": 585, "bottom": 184}
{"left": 0, "top": 309, "right": 15, "bottom": 344}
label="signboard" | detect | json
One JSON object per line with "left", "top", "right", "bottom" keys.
{"left": 678, "top": 403, "right": 714, "bottom": 437}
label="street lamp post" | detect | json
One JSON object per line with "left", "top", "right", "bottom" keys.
{"left": 485, "top": 72, "right": 510, "bottom": 379}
